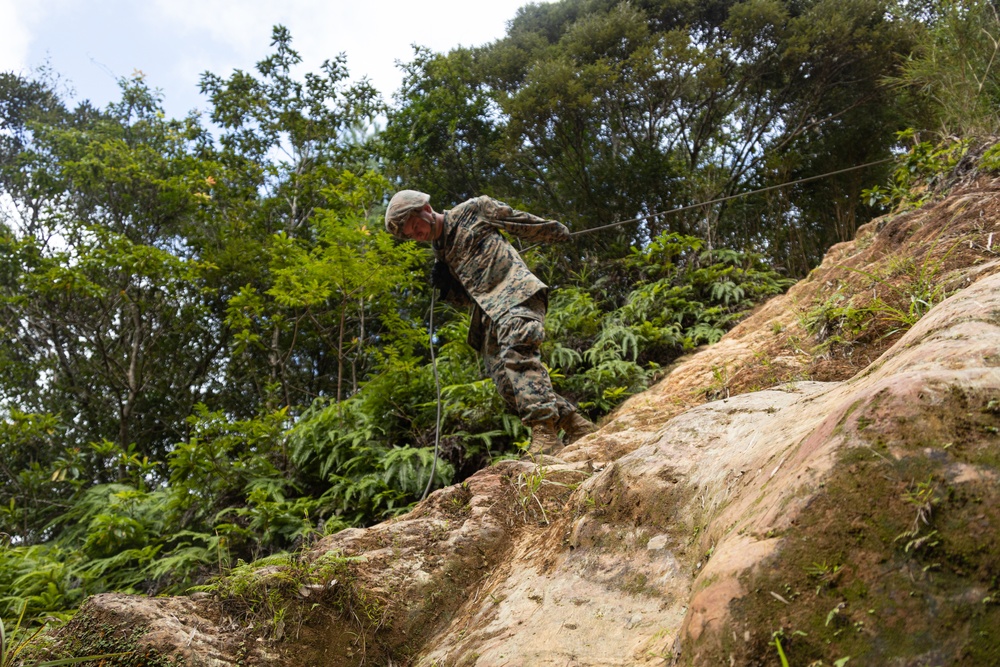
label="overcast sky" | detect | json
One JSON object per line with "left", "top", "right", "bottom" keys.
{"left": 0, "top": 0, "right": 546, "bottom": 120}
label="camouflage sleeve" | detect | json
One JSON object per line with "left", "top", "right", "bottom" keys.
{"left": 480, "top": 196, "right": 571, "bottom": 243}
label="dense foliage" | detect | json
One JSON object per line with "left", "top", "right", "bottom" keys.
{"left": 1, "top": 0, "right": 997, "bottom": 631}
{"left": 382, "top": 0, "right": 917, "bottom": 275}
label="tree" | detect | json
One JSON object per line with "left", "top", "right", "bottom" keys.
{"left": 0, "top": 75, "right": 222, "bottom": 474}
{"left": 225, "top": 170, "right": 427, "bottom": 407}
{"left": 378, "top": 47, "right": 505, "bottom": 205}
{"left": 892, "top": 0, "right": 1000, "bottom": 138}
{"left": 198, "top": 25, "right": 397, "bottom": 410}
{"left": 381, "top": 0, "right": 915, "bottom": 275}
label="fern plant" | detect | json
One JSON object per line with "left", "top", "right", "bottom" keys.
{"left": 545, "top": 232, "right": 793, "bottom": 414}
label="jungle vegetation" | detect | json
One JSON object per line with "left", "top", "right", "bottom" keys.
{"left": 1, "top": 0, "right": 997, "bottom": 630}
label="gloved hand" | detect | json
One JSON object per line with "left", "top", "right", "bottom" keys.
{"left": 431, "top": 260, "right": 458, "bottom": 301}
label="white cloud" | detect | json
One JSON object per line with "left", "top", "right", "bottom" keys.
{"left": 7, "top": 0, "right": 544, "bottom": 117}
{"left": 148, "top": 0, "right": 536, "bottom": 98}
{"left": 149, "top": 0, "right": 279, "bottom": 56}
{"left": 2, "top": 0, "right": 93, "bottom": 82}
{"left": 0, "top": 0, "right": 32, "bottom": 74}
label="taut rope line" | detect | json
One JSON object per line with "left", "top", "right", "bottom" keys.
{"left": 569, "top": 157, "right": 895, "bottom": 237}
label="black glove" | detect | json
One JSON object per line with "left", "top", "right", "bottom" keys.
{"left": 431, "top": 260, "right": 460, "bottom": 301}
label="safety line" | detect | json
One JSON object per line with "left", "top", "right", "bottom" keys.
{"left": 421, "top": 289, "right": 443, "bottom": 501}
{"left": 569, "top": 157, "right": 895, "bottom": 237}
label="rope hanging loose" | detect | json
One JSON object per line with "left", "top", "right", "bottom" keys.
{"left": 421, "top": 289, "right": 443, "bottom": 501}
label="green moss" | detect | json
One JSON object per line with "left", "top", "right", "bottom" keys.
{"left": 967, "top": 610, "right": 1000, "bottom": 663}
{"left": 587, "top": 463, "right": 690, "bottom": 543}
{"left": 201, "top": 550, "right": 367, "bottom": 640}
{"left": 978, "top": 143, "right": 1000, "bottom": 172}
{"left": 36, "top": 619, "right": 184, "bottom": 667}
{"left": 682, "top": 386, "right": 1000, "bottom": 665}
{"left": 832, "top": 399, "right": 864, "bottom": 437}
{"left": 616, "top": 570, "right": 659, "bottom": 598}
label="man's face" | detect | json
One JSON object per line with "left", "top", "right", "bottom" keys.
{"left": 402, "top": 208, "right": 436, "bottom": 242}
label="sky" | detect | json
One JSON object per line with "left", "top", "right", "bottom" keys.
{"left": 0, "top": 0, "right": 546, "bottom": 120}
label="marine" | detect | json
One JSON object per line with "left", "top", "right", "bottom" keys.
{"left": 384, "top": 190, "right": 596, "bottom": 455}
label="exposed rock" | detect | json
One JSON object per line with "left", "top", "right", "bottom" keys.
{"left": 51, "top": 593, "right": 272, "bottom": 666}
{"left": 49, "top": 179, "right": 1000, "bottom": 665}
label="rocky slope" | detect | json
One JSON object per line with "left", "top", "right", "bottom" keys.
{"left": 47, "top": 169, "right": 1000, "bottom": 666}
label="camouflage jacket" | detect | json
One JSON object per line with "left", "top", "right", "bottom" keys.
{"left": 432, "top": 196, "right": 570, "bottom": 350}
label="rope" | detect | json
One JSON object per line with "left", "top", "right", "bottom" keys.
{"left": 568, "top": 157, "right": 895, "bottom": 238}
{"left": 421, "top": 289, "right": 443, "bottom": 501}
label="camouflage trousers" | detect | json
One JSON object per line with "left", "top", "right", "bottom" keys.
{"left": 482, "top": 295, "right": 575, "bottom": 427}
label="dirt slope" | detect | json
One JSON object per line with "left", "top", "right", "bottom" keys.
{"left": 48, "top": 172, "right": 1000, "bottom": 666}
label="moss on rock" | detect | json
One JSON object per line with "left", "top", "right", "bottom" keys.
{"left": 688, "top": 387, "right": 1000, "bottom": 666}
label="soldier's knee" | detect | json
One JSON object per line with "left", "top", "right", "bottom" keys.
{"left": 503, "top": 318, "right": 544, "bottom": 351}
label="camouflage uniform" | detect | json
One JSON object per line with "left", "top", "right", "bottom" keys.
{"left": 432, "top": 196, "right": 577, "bottom": 427}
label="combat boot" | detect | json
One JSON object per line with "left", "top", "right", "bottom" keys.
{"left": 557, "top": 411, "right": 597, "bottom": 445}
{"left": 527, "top": 420, "right": 563, "bottom": 457}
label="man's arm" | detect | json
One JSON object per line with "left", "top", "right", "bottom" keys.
{"left": 480, "top": 196, "right": 571, "bottom": 244}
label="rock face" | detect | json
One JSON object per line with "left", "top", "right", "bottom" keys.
{"left": 53, "top": 179, "right": 1000, "bottom": 665}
